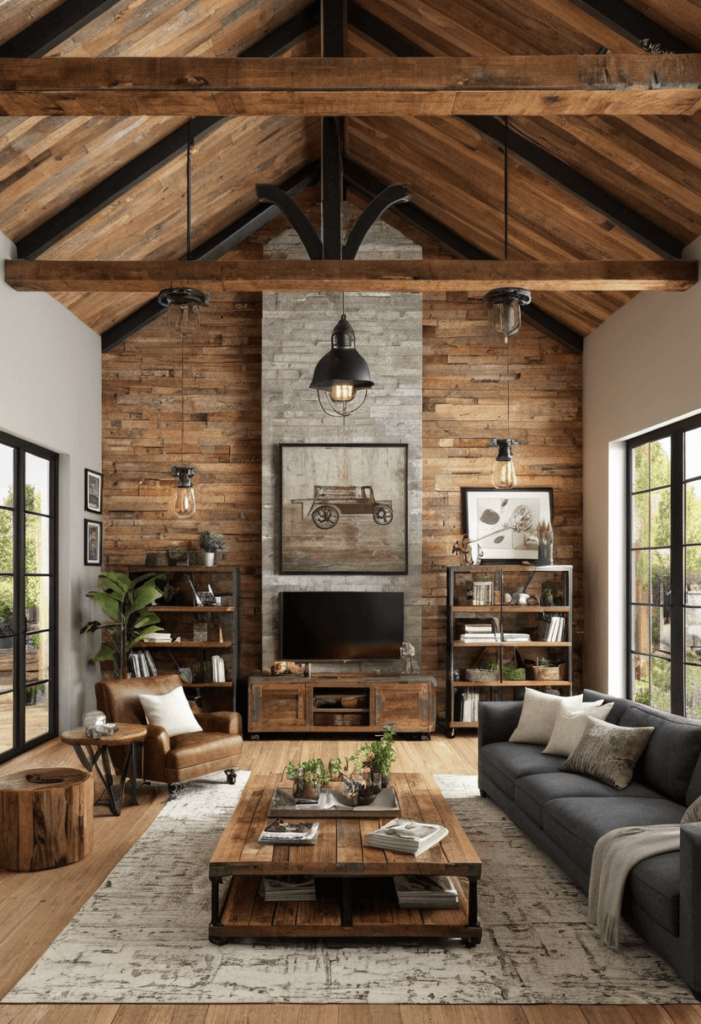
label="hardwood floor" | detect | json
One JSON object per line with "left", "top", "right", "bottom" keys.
{"left": 0, "top": 733, "right": 698, "bottom": 1024}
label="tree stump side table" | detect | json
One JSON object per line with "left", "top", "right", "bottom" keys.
{"left": 0, "top": 767, "right": 93, "bottom": 872}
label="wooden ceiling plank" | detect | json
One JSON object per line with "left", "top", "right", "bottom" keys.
{"left": 563, "top": 0, "right": 696, "bottom": 53}
{"left": 5, "top": 258, "right": 696, "bottom": 292}
{"left": 3, "top": 55, "right": 701, "bottom": 117}
{"left": 0, "top": 0, "right": 125, "bottom": 58}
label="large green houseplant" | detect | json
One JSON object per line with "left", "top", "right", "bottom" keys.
{"left": 81, "top": 571, "right": 165, "bottom": 677}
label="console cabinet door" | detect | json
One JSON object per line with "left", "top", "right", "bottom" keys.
{"left": 249, "top": 682, "right": 307, "bottom": 730}
{"left": 372, "top": 682, "right": 434, "bottom": 731}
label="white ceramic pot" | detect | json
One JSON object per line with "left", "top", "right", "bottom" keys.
{"left": 199, "top": 550, "right": 215, "bottom": 566}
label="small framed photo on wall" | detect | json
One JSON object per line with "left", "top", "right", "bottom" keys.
{"left": 85, "top": 469, "right": 103, "bottom": 514}
{"left": 84, "top": 519, "right": 102, "bottom": 566}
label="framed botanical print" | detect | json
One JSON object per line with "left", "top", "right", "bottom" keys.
{"left": 461, "top": 488, "right": 554, "bottom": 563}
{"left": 84, "top": 519, "right": 102, "bottom": 566}
{"left": 85, "top": 469, "right": 103, "bottom": 514}
{"left": 280, "top": 443, "right": 408, "bottom": 574}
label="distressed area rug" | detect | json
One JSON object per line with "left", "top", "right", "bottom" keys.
{"left": 4, "top": 773, "right": 697, "bottom": 1004}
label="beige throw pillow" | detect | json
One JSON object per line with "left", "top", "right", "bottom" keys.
{"left": 559, "top": 716, "right": 654, "bottom": 790}
{"left": 542, "top": 701, "right": 612, "bottom": 757}
{"left": 138, "top": 687, "right": 203, "bottom": 737}
{"left": 508, "top": 688, "right": 584, "bottom": 745}
{"left": 681, "top": 795, "right": 701, "bottom": 824}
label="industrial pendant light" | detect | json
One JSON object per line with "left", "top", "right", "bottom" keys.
{"left": 309, "top": 299, "right": 374, "bottom": 418}
{"left": 157, "top": 124, "right": 210, "bottom": 517}
{"left": 484, "top": 116, "right": 529, "bottom": 488}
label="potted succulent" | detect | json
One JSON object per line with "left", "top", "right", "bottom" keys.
{"left": 81, "top": 571, "right": 165, "bottom": 678}
{"left": 285, "top": 757, "right": 336, "bottom": 801}
{"left": 347, "top": 724, "right": 397, "bottom": 794}
{"left": 526, "top": 656, "right": 562, "bottom": 681}
{"left": 199, "top": 530, "right": 226, "bottom": 566}
{"left": 465, "top": 659, "right": 499, "bottom": 683}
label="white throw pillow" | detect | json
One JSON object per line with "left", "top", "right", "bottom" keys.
{"left": 681, "top": 795, "right": 701, "bottom": 824}
{"left": 508, "top": 688, "right": 584, "bottom": 745}
{"left": 542, "top": 701, "right": 612, "bottom": 756}
{"left": 138, "top": 687, "right": 203, "bottom": 737}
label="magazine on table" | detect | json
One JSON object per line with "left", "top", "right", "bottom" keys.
{"left": 366, "top": 818, "right": 448, "bottom": 855}
{"left": 260, "top": 876, "right": 316, "bottom": 901}
{"left": 258, "top": 819, "right": 319, "bottom": 845}
{"left": 394, "top": 875, "right": 460, "bottom": 907}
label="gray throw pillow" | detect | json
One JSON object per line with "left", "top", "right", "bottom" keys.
{"left": 682, "top": 795, "right": 701, "bottom": 824}
{"left": 559, "top": 716, "right": 655, "bottom": 790}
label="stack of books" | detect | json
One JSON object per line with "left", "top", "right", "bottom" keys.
{"left": 259, "top": 876, "right": 316, "bottom": 902}
{"left": 460, "top": 689, "right": 480, "bottom": 722}
{"left": 143, "top": 632, "right": 175, "bottom": 643}
{"left": 540, "top": 615, "right": 566, "bottom": 641}
{"left": 127, "top": 650, "right": 158, "bottom": 676}
{"left": 366, "top": 819, "right": 448, "bottom": 855}
{"left": 460, "top": 623, "right": 498, "bottom": 642}
{"left": 501, "top": 632, "right": 532, "bottom": 642}
{"left": 394, "top": 875, "right": 460, "bottom": 908}
{"left": 258, "top": 819, "right": 319, "bottom": 845}
{"left": 211, "top": 654, "right": 226, "bottom": 681}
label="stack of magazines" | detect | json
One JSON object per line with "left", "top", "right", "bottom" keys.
{"left": 258, "top": 819, "right": 319, "bottom": 845}
{"left": 394, "top": 875, "right": 460, "bottom": 908}
{"left": 366, "top": 819, "right": 448, "bottom": 855}
{"left": 259, "top": 876, "right": 316, "bottom": 902}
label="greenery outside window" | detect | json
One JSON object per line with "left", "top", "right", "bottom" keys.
{"left": 0, "top": 430, "right": 58, "bottom": 760}
{"left": 628, "top": 414, "right": 701, "bottom": 719}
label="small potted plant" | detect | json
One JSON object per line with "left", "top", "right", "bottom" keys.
{"left": 526, "top": 656, "right": 562, "bottom": 681}
{"left": 347, "top": 724, "right": 397, "bottom": 796}
{"left": 285, "top": 757, "right": 334, "bottom": 801}
{"left": 198, "top": 530, "right": 226, "bottom": 566}
{"left": 465, "top": 659, "right": 499, "bottom": 683}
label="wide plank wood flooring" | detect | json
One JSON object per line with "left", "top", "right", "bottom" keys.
{"left": 0, "top": 732, "right": 699, "bottom": 1024}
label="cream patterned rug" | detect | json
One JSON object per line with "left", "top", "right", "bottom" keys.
{"left": 3, "top": 773, "right": 697, "bottom": 1004}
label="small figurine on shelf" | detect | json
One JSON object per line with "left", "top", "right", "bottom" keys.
{"left": 199, "top": 530, "right": 226, "bottom": 566}
{"left": 451, "top": 534, "right": 482, "bottom": 566}
{"left": 400, "top": 641, "right": 418, "bottom": 675}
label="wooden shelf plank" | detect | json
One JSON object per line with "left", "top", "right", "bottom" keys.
{"left": 134, "top": 641, "right": 232, "bottom": 648}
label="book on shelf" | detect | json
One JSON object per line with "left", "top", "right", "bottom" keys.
{"left": 259, "top": 876, "right": 316, "bottom": 902}
{"left": 394, "top": 875, "right": 460, "bottom": 908}
{"left": 144, "top": 650, "right": 158, "bottom": 676}
{"left": 143, "top": 632, "right": 174, "bottom": 643}
{"left": 365, "top": 819, "right": 448, "bottom": 855}
{"left": 461, "top": 688, "right": 479, "bottom": 722}
{"left": 258, "top": 820, "right": 319, "bottom": 845}
{"left": 501, "top": 632, "right": 532, "bottom": 642}
{"left": 211, "top": 654, "right": 226, "bottom": 682}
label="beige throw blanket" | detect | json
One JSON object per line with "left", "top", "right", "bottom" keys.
{"left": 588, "top": 824, "right": 681, "bottom": 948}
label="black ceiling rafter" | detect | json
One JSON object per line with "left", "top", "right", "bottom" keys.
{"left": 0, "top": 0, "right": 123, "bottom": 59}
{"left": 347, "top": 4, "right": 685, "bottom": 261}
{"left": 564, "top": 0, "right": 695, "bottom": 54}
{"left": 343, "top": 160, "right": 584, "bottom": 354}
{"left": 101, "top": 161, "right": 320, "bottom": 353}
{"left": 16, "top": 0, "right": 321, "bottom": 261}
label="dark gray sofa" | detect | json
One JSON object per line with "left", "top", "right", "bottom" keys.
{"left": 478, "top": 689, "right": 701, "bottom": 997}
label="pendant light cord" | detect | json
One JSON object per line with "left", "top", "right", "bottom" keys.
{"left": 504, "top": 115, "right": 509, "bottom": 262}
{"left": 186, "top": 122, "right": 192, "bottom": 262}
{"left": 506, "top": 337, "right": 510, "bottom": 438}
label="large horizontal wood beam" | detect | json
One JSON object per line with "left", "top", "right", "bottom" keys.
{"left": 6, "top": 259, "right": 697, "bottom": 293}
{"left": 2, "top": 55, "right": 701, "bottom": 116}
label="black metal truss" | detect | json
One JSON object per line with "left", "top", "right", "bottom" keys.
{"left": 564, "top": 0, "right": 694, "bottom": 54}
{"left": 0, "top": 0, "right": 124, "bottom": 58}
{"left": 16, "top": 0, "right": 321, "bottom": 260}
{"left": 347, "top": 3, "right": 685, "bottom": 260}
{"left": 101, "top": 162, "right": 320, "bottom": 352}
{"left": 344, "top": 160, "right": 584, "bottom": 354}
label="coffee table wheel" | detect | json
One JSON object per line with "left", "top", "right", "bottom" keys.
{"left": 209, "top": 935, "right": 229, "bottom": 945}
{"left": 447, "top": 728, "right": 456, "bottom": 739}
{"left": 462, "top": 937, "right": 479, "bottom": 947}
{"left": 225, "top": 769, "right": 237, "bottom": 785}
{"left": 421, "top": 733, "right": 431, "bottom": 741}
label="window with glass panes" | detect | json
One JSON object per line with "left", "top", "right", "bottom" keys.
{"left": 0, "top": 431, "right": 58, "bottom": 760}
{"left": 628, "top": 414, "right": 701, "bottom": 720}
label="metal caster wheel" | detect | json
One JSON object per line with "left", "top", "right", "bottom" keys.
{"left": 225, "top": 769, "right": 237, "bottom": 785}
{"left": 168, "top": 782, "right": 185, "bottom": 800}
{"left": 209, "top": 935, "right": 229, "bottom": 945}
{"left": 447, "top": 728, "right": 456, "bottom": 739}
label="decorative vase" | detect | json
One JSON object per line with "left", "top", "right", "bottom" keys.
{"left": 292, "top": 778, "right": 320, "bottom": 802}
{"left": 199, "top": 550, "right": 215, "bottom": 566}
{"left": 535, "top": 539, "right": 553, "bottom": 566}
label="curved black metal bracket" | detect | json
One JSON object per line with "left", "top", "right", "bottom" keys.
{"left": 255, "top": 183, "right": 323, "bottom": 260}
{"left": 342, "top": 185, "right": 411, "bottom": 260}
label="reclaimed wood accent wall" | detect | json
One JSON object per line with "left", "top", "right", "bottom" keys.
{"left": 101, "top": 210, "right": 582, "bottom": 704}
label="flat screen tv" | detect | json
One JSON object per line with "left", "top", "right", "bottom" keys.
{"left": 280, "top": 591, "right": 404, "bottom": 662}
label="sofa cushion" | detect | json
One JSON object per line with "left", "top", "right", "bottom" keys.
{"left": 479, "top": 741, "right": 564, "bottom": 800}
{"left": 508, "top": 689, "right": 584, "bottom": 745}
{"left": 543, "top": 796, "right": 685, "bottom": 875}
{"left": 514, "top": 772, "right": 664, "bottom": 828}
{"left": 138, "top": 686, "right": 202, "bottom": 737}
{"left": 628, "top": 852, "right": 681, "bottom": 937}
{"left": 619, "top": 705, "right": 701, "bottom": 805}
{"left": 682, "top": 794, "right": 701, "bottom": 823}
{"left": 582, "top": 690, "right": 631, "bottom": 726}
{"left": 559, "top": 717, "right": 654, "bottom": 790}
{"left": 543, "top": 702, "right": 614, "bottom": 757}
{"left": 164, "top": 731, "right": 240, "bottom": 771}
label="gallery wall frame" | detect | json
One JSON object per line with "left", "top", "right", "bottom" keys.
{"left": 280, "top": 443, "right": 408, "bottom": 574}
{"left": 85, "top": 468, "right": 103, "bottom": 514}
{"left": 461, "top": 487, "right": 554, "bottom": 564}
{"left": 84, "top": 519, "right": 102, "bottom": 566}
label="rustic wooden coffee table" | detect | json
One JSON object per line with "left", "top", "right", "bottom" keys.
{"left": 209, "top": 772, "right": 482, "bottom": 945}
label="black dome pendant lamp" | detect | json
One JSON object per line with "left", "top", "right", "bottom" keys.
{"left": 309, "top": 303, "right": 374, "bottom": 418}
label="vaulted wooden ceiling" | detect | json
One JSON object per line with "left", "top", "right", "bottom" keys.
{"left": 2, "top": 0, "right": 701, "bottom": 352}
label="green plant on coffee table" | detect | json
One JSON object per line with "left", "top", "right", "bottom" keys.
{"left": 199, "top": 530, "right": 226, "bottom": 554}
{"left": 80, "top": 571, "right": 165, "bottom": 678}
{"left": 285, "top": 757, "right": 334, "bottom": 788}
{"left": 348, "top": 724, "right": 397, "bottom": 777}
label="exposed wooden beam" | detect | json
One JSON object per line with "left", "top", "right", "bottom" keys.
{"left": 347, "top": 4, "right": 684, "bottom": 261}
{"left": 0, "top": 0, "right": 124, "bottom": 59}
{"left": 344, "top": 160, "right": 584, "bottom": 353}
{"left": 16, "top": 2, "right": 321, "bottom": 260}
{"left": 6, "top": 259, "right": 696, "bottom": 293}
{"left": 2, "top": 55, "right": 701, "bottom": 116}
{"left": 564, "top": 0, "right": 695, "bottom": 54}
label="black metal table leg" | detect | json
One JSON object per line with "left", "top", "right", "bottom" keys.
{"left": 341, "top": 878, "right": 353, "bottom": 927}
{"left": 211, "top": 877, "right": 223, "bottom": 927}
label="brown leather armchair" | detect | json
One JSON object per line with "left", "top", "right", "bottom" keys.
{"left": 95, "top": 673, "right": 243, "bottom": 798}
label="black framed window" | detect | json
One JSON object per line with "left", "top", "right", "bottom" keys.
{"left": 0, "top": 430, "right": 58, "bottom": 760}
{"left": 628, "top": 412, "right": 701, "bottom": 719}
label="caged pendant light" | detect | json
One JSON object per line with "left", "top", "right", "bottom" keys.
{"left": 309, "top": 296, "right": 374, "bottom": 418}
{"left": 484, "top": 116, "right": 530, "bottom": 488}
{"left": 157, "top": 124, "right": 210, "bottom": 517}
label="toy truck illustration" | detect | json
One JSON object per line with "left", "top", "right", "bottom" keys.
{"left": 292, "top": 485, "right": 393, "bottom": 529}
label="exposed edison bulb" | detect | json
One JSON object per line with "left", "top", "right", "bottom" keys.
{"left": 173, "top": 483, "right": 196, "bottom": 518}
{"left": 330, "top": 383, "right": 356, "bottom": 403}
{"left": 492, "top": 457, "right": 517, "bottom": 489}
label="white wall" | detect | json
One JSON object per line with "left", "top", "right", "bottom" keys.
{"left": 583, "top": 236, "right": 701, "bottom": 695}
{"left": 0, "top": 231, "right": 102, "bottom": 731}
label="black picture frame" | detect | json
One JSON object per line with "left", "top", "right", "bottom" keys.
{"left": 461, "top": 487, "right": 554, "bottom": 564}
{"left": 85, "top": 469, "right": 103, "bottom": 514}
{"left": 84, "top": 519, "right": 102, "bottom": 566}
{"left": 279, "top": 443, "right": 409, "bottom": 575}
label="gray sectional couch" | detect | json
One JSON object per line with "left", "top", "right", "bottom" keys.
{"left": 478, "top": 689, "right": 701, "bottom": 997}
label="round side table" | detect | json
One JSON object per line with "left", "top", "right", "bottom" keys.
{"left": 0, "top": 767, "right": 93, "bottom": 871}
{"left": 61, "top": 723, "right": 148, "bottom": 816}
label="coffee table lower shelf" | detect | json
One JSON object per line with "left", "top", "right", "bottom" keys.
{"left": 210, "top": 874, "right": 481, "bottom": 945}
